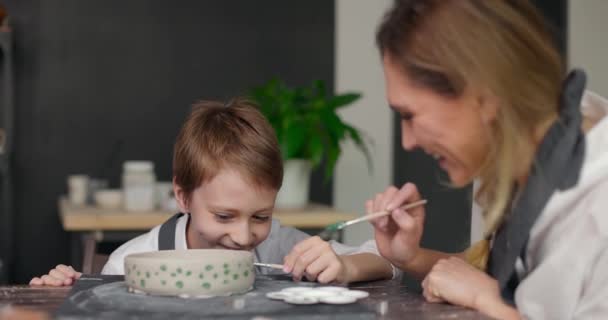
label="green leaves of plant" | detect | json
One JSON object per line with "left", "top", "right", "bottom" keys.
{"left": 250, "top": 78, "right": 371, "bottom": 180}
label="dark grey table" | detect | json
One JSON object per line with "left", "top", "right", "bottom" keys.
{"left": 1, "top": 275, "right": 491, "bottom": 319}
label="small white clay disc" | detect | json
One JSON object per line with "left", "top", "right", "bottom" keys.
{"left": 284, "top": 296, "right": 319, "bottom": 305}
{"left": 317, "top": 286, "right": 349, "bottom": 292}
{"left": 281, "top": 287, "right": 315, "bottom": 294}
{"left": 320, "top": 295, "right": 358, "bottom": 304}
{"left": 266, "top": 291, "right": 293, "bottom": 300}
{"left": 340, "top": 290, "right": 370, "bottom": 299}
{"left": 299, "top": 289, "right": 338, "bottom": 299}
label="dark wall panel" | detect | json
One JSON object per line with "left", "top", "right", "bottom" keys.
{"left": 6, "top": 0, "right": 334, "bottom": 283}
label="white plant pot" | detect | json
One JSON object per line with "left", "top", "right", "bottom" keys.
{"left": 275, "top": 159, "right": 312, "bottom": 209}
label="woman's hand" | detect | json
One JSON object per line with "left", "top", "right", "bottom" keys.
{"left": 366, "top": 183, "right": 426, "bottom": 270}
{"left": 29, "top": 264, "right": 82, "bottom": 286}
{"left": 421, "top": 257, "right": 501, "bottom": 309}
{"left": 283, "top": 236, "right": 349, "bottom": 284}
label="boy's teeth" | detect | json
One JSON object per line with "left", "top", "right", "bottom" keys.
{"left": 432, "top": 153, "right": 440, "bottom": 160}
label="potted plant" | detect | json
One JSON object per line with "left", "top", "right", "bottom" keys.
{"left": 250, "top": 79, "right": 371, "bottom": 208}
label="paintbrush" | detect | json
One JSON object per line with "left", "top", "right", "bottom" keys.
{"left": 253, "top": 262, "right": 284, "bottom": 270}
{"left": 317, "top": 199, "right": 428, "bottom": 240}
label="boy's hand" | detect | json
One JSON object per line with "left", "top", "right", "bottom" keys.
{"left": 29, "top": 265, "right": 82, "bottom": 286}
{"left": 283, "top": 236, "right": 349, "bottom": 284}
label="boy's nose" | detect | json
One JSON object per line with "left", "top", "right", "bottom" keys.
{"left": 230, "top": 223, "right": 254, "bottom": 249}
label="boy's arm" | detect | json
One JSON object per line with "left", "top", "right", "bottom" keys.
{"left": 339, "top": 253, "right": 393, "bottom": 283}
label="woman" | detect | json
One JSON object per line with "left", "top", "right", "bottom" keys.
{"left": 367, "top": 1, "right": 608, "bottom": 319}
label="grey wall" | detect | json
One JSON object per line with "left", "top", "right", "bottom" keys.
{"left": 569, "top": 0, "right": 608, "bottom": 97}
{"left": 4, "top": 0, "right": 334, "bottom": 284}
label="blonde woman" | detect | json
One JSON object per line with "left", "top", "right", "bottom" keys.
{"left": 367, "top": 1, "right": 608, "bottom": 319}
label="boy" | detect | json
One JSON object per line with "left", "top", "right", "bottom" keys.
{"left": 31, "top": 98, "right": 395, "bottom": 286}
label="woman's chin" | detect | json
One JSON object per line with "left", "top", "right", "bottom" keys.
{"left": 446, "top": 171, "right": 473, "bottom": 188}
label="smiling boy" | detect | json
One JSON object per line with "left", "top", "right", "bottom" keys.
{"left": 31, "top": 98, "right": 395, "bottom": 286}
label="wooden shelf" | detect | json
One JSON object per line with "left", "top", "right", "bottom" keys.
{"left": 59, "top": 197, "right": 358, "bottom": 231}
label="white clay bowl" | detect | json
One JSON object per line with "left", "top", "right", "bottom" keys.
{"left": 124, "top": 249, "right": 255, "bottom": 297}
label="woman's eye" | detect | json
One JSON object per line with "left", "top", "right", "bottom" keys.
{"left": 401, "top": 112, "right": 414, "bottom": 121}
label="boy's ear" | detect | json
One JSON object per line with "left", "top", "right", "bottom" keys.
{"left": 172, "top": 177, "right": 189, "bottom": 213}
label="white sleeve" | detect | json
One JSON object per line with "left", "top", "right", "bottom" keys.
{"left": 330, "top": 239, "right": 402, "bottom": 280}
{"left": 573, "top": 245, "right": 608, "bottom": 319}
{"left": 100, "top": 226, "right": 160, "bottom": 275}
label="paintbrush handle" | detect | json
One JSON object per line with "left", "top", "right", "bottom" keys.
{"left": 253, "top": 262, "right": 284, "bottom": 270}
{"left": 341, "top": 199, "right": 428, "bottom": 228}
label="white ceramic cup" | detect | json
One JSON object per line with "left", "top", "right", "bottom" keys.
{"left": 68, "top": 174, "right": 89, "bottom": 206}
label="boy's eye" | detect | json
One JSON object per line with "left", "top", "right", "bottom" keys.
{"left": 214, "top": 213, "right": 233, "bottom": 221}
{"left": 252, "top": 215, "right": 270, "bottom": 222}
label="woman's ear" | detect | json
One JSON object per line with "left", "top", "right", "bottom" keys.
{"left": 477, "top": 92, "right": 499, "bottom": 125}
{"left": 173, "top": 177, "right": 189, "bottom": 213}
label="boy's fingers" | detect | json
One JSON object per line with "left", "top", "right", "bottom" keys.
{"left": 56, "top": 265, "right": 74, "bottom": 277}
{"left": 303, "top": 252, "right": 333, "bottom": 281}
{"left": 67, "top": 266, "right": 83, "bottom": 279}
{"left": 317, "top": 262, "right": 341, "bottom": 284}
{"left": 291, "top": 244, "right": 326, "bottom": 281}
{"left": 29, "top": 277, "right": 42, "bottom": 286}
{"left": 40, "top": 275, "right": 62, "bottom": 286}
{"left": 49, "top": 269, "right": 68, "bottom": 281}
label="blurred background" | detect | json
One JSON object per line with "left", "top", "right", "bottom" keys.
{"left": 0, "top": 0, "right": 605, "bottom": 285}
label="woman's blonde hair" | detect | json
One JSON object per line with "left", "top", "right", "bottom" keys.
{"left": 377, "top": 1, "right": 564, "bottom": 242}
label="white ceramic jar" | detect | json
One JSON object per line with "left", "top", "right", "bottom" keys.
{"left": 122, "top": 161, "right": 156, "bottom": 212}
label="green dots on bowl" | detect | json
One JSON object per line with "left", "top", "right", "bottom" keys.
{"left": 223, "top": 263, "right": 229, "bottom": 269}
{"left": 205, "top": 265, "right": 213, "bottom": 271}
{"left": 198, "top": 273, "right": 204, "bottom": 279}
{"left": 171, "top": 273, "right": 176, "bottom": 277}
{"left": 202, "top": 282, "right": 211, "bottom": 289}
{"left": 185, "top": 270, "right": 192, "bottom": 276}
{"left": 176, "top": 267, "right": 182, "bottom": 274}
{"left": 161, "top": 280, "right": 167, "bottom": 286}
{"left": 160, "top": 265, "right": 167, "bottom": 272}
{"left": 237, "top": 263, "right": 242, "bottom": 268}
{"left": 224, "top": 269, "right": 230, "bottom": 275}
{"left": 145, "top": 271, "right": 150, "bottom": 278}
{"left": 213, "top": 273, "right": 219, "bottom": 279}
{"left": 140, "top": 279, "right": 146, "bottom": 288}
{"left": 223, "top": 279, "right": 229, "bottom": 285}
{"left": 175, "top": 281, "right": 183, "bottom": 289}
{"left": 137, "top": 271, "right": 141, "bottom": 276}
{"left": 232, "top": 274, "right": 239, "bottom": 280}
{"left": 243, "top": 270, "right": 249, "bottom": 277}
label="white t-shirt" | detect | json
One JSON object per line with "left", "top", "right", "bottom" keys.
{"left": 102, "top": 216, "right": 398, "bottom": 278}
{"left": 514, "top": 91, "right": 608, "bottom": 319}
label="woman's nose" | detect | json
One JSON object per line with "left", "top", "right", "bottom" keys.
{"left": 401, "top": 122, "right": 418, "bottom": 150}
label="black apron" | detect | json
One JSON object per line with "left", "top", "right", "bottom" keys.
{"left": 487, "top": 70, "right": 587, "bottom": 304}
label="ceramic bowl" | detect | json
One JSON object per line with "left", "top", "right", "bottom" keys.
{"left": 94, "top": 189, "right": 123, "bottom": 209}
{"left": 124, "top": 249, "right": 255, "bottom": 297}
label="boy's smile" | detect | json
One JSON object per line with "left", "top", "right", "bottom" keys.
{"left": 174, "top": 168, "right": 277, "bottom": 251}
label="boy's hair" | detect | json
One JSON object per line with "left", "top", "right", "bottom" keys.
{"left": 173, "top": 98, "right": 283, "bottom": 203}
